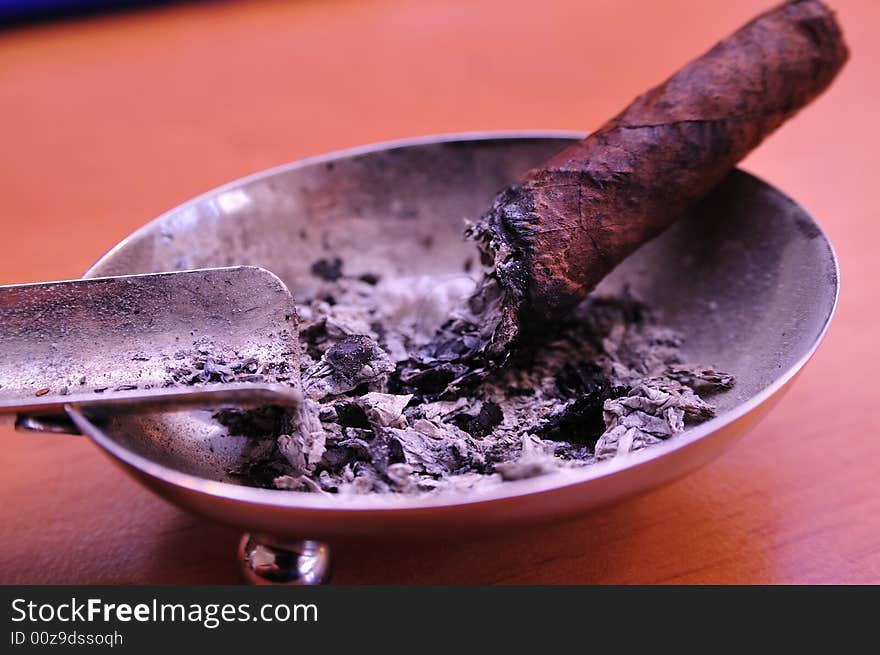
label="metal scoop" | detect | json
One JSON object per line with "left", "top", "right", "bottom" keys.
{"left": 0, "top": 266, "right": 301, "bottom": 433}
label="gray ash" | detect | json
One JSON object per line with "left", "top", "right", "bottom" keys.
{"left": 221, "top": 268, "right": 734, "bottom": 496}
{"left": 165, "top": 348, "right": 295, "bottom": 387}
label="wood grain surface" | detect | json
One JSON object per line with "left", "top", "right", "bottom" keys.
{"left": 0, "top": 0, "right": 877, "bottom": 584}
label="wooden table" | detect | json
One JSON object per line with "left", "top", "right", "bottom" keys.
{"left": 1, "top": 0, "right": 877, "bottom": 584}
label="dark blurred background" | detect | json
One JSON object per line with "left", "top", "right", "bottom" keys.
{"left": 0, "top": 0, "right": 185, "bottom": 26}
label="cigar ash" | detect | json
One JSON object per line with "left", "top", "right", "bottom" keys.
{"left": 221, "top": 257, "right": 734, "bottom": 495}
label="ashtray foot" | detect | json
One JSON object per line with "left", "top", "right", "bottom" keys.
{"left": 238, "top": 534, "right": 332, "bottom": 585}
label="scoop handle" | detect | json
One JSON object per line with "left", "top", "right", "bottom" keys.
{"left": 7, "top": 384, "right": 301, "bottom": 435}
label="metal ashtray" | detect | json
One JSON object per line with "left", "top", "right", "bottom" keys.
{"left": 20, "top": 132, "right": 838, "bottom": 584}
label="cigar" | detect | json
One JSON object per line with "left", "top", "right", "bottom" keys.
{"left": 468, "top": 0, "right": 848, "bottom": 357}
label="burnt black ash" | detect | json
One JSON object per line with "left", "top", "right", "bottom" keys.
{"left": 310, "top": 257, "right": 344, "bottom": 282}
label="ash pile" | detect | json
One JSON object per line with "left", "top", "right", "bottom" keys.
{"left": 222, "top": 258, "right": 733, "bottom": 495}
